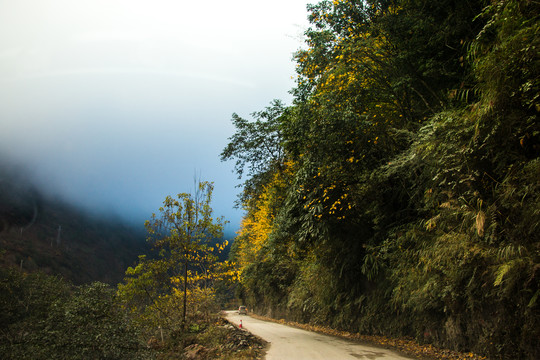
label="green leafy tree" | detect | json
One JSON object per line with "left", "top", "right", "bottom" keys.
{"left": 220, "top": 99, "right": 288, "bottom": 204}
{"left": 119, "top": 180, "right": 228, "bottom": 336}
{"left": 221, "top": 100, "right": 297, "bottom": 313}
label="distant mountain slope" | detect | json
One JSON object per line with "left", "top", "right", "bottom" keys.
{"left": 0, "top": 164, "right": 148, "bottom": 285}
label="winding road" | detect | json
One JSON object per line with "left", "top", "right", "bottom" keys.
{"left": 225, "top": 311, "right": 414, "bottom": 360}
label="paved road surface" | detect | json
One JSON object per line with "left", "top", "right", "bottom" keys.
{"left": 225, "top": 311, "right": 414, "bottom": 360}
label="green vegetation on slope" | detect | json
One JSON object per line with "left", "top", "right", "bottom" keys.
{"left": 223, "top": 0, "right": 540, "bottom": 359}
{"left": 1, "top": 181, "right": 249, "bottom": 359}
{"left": 0, "top": 268, "right": 149, "bottom": 359}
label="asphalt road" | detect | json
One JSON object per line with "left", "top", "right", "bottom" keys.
{"left": 225, "top": 311, "right": 414, "bottom": 360}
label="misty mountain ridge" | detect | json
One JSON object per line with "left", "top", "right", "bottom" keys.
{"left": 0, "top": 161, "right": 148, "bottom": 284}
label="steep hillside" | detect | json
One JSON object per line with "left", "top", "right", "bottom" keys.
{"left": 222, "top": 0, "right": 539, "bottom": 359}
{"left": 0, "top": 165, "right": 148, "bottom": 284}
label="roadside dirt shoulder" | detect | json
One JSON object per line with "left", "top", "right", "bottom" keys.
{"left": 220, "top": 314, "right": 268, "bottom": 359}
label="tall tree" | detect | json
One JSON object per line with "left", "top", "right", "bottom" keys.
{"left": 119, "top": 180, "right": 227, "bottom": 332}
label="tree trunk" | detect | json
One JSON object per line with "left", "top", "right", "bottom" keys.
{"left": 182, "top": 258, "right": 188, "bottom": 331}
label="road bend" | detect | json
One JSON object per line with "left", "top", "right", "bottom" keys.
{"left": 225, "top": 311, "right": 414, "bottom": 360}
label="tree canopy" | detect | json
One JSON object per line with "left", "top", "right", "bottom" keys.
{"left": 222, "top": 0, "right": 539, "bottom": 358}
{"left": 118, "top": 180, "right": 234, "bottom": 337}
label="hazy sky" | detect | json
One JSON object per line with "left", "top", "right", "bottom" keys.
{"left": 0, "top": 0, "right": 312, "bottom": 234}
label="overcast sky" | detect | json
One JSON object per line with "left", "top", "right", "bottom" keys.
{"left": 0, "top": 0, "right": 312, "bottom": 234}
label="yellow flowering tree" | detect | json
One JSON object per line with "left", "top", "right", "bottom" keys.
{"left": 118, "top": 180, "right": 231, "bottom": 335}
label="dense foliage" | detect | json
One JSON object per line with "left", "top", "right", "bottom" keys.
{"left": 224, "top": 0, "right": 539, "bottom": 358}
{"left": 0, "top": 268, "right": 148, "bottom": 359}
